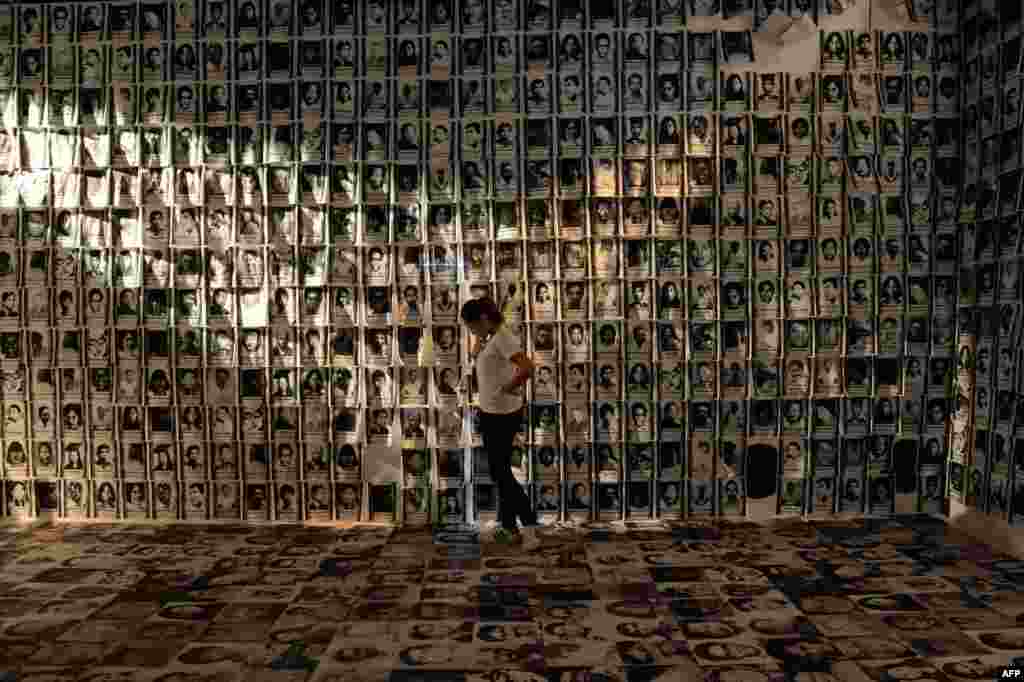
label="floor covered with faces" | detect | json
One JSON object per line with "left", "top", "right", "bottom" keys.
{"left": 2, "top": 516, "right": 1024, "bottom": 681}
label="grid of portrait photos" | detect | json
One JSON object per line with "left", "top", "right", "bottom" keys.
{"left": 0, "top": 0, "right": 1022, "bottom": 528}
{"left": 956, "top": 0, "right": 1024, "bottom": 528}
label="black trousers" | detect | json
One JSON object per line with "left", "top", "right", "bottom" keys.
{"left": 481, "top": 408, "right": 537, "bottom": 531}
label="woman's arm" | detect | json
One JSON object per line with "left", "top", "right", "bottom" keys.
{"left": 467, "top": 333, "right": 481, "bottom": 358}
{"left": 503, "top": 352, "right": 535, "bottom": 393}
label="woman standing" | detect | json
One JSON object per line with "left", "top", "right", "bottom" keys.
{"left": 461, "top": 298, "right": 540, "bottom": 550}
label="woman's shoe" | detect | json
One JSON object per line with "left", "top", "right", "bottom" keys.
{"left": 492, "top": 527, "right": 519, "bottom": 544}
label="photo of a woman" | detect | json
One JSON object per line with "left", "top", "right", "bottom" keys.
{"left": 822, "top": 32, "right": 847, "bottom": 65}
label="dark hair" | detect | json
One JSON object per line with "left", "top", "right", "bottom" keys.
{"left": 460, "top": 297, "right": 502, "bottom": 325}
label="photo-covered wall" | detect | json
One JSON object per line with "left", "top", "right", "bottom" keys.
{"left": 954, "top": 0, "right": 1024, "bottom": 530}
{"left": 0, "top": 0, "right": 1022, "bottom": 527}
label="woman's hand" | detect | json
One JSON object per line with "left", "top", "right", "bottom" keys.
{"left": 505, "top": 353, "right": 534, "bottom": 395}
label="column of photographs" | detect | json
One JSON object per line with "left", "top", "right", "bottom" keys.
{"left": 956, "top": 0, "right": 1024, "bottom": 526}
{"left": 0, "top": 0, "right": 1006, "bottom": 525}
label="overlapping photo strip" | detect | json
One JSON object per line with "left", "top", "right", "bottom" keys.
{"left": 0, "top": 0, "right": 1023, "bottom": 527}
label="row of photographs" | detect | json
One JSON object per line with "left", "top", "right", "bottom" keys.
{"left": 0, "top": 326, "right": 972, "bottom": 375}
{"left": 0, "top": 181, "right": 993, "bottom": 230}
{"left": 0, "top": 31, "right": 763, "bottom": 81}
{"left": 0, "top": 278, "right": 989, "bottom": 318}
{"left": 0, "top": 147, "right": 991, "bottom": 200}
{"left": 0, "top": 164, "right": 962, "bottom": 201}
{"left": 2, "top": 470, "right": 979, "bottom": 522}
{"left": 0, "top": 394, "right": 962, "bottom": 448}
{"left": 0, "top": 81, "right": 987, "bottom": 138}
{"left": 0, "top": 429, "right": 998, "bottom": 511}
{"left": 2, "top": 28, "right": 1000, "bottom": 82}
{"left": 0, "top": 318, "right": 972, "bottom": 370}
{"left": 0, "top": 203, "right": 1006, "bottom": 256}
{"left": 0, "top": 222, "right": 984, "bottom": 261}
{"left": 0, "top": 479, "right": 960, "bottom": 525}
{"left": 0, "top": 307, "right": 974, "bottom": 360}
{"left": 0, "top": 430, "right": 951, "bottom": 475}
{"left": 20, "top": 315, "right": 1017, "bottom": 374}
{"left": 0, "top": 0, "right": 955, "bottom": 42}
{"left": 0, "top": 232, "right": 985, "bottom": 276}
{"left": 0, "top": 331, "right": 982, "bottom": 388}
{"left": 0, "top": 609, "right": 1019, "bottom": 672}
{"left": 0, "top": 120, "right": 994, "bottom": 169}
{"left": 0, "top": 316, "right": 990, "bottom": 357}
{"left": 0, "top": 230, "right": 979, "bottom": 270}
{"left": 4, "top": 21, "right": 1007, "bottom": 82}
{"left": 1, "top": 160, "right": 1010, "bottom": 214}
{"left": 0, "top": 249, "right": 987, "bottom": 291}
{"left": 0, "top": 208, "right": 991, "bottom": 245}
{"left": 0, "top": 407, "right": 964, "bottom": 455}
{"left": 0, "top": 122, "right": 989, "bottom": 176}
{"left": 0, "top": 78, "right": 985, "bottom": 135}
{"left": 0, "top": 331, "right": 975, "bottom": 383}
{"left": 4, "top": 190, "right": 1009, "bottom": 235}
{"left": 0, "top": 274, "right": 981, "bottom": 324}
{"left": 0, "top": 179, "right": 1011, "bottom": 232}
{"left": 0, "top": 171, "right": 1013, "bottom": 225}
{"left": 4, "top": 299, "right": 983, "bottom": 368}
{"left": 109, "top": 202, "right": 1024, "bottom": 246}
{"left": 0, "top": 299, "right": 982, "bottom": 353}
{"left": 0, "top": 118, "right": 1005, "bottom": 167}
{"left": 0, "top": 311, "right": 977, "bottom": 370}
{"left": 0, "top": 158, "right": 994, "bottom": 212}
{"left": 0, "top": 198, "right": 1006, "bottom": 246}
{"left": 0, "top": 413, "right": 966, "bottom": 457}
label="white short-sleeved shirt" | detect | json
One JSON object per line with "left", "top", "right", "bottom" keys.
{"left": 476, "top": 325, "right": 523, "bottom": 414}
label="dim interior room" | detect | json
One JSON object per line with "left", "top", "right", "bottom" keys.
{"left": 2, "top": 0, "right": 1024, "bottom": 680}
